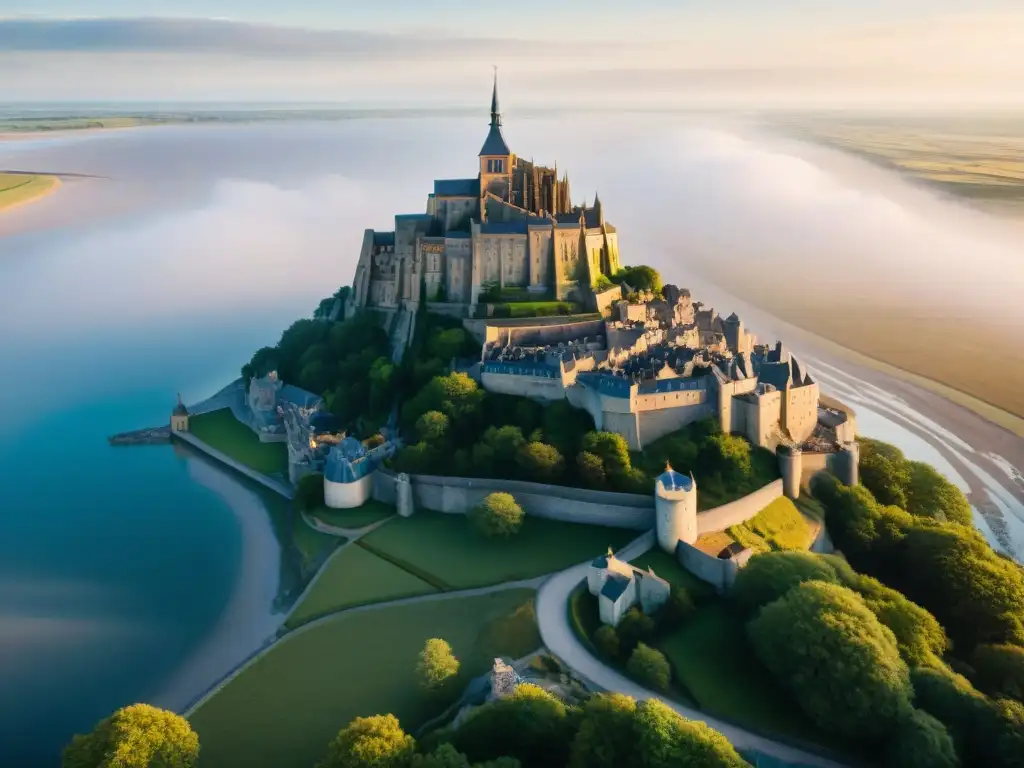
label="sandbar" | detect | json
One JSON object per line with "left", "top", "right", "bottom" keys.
{"left": 0, "top": 173, "right": 62, "bottom": 215}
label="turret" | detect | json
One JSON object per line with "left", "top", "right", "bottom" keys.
{"left": 778, "top": 444, "right": 803, "bottom": 500}
{"left": 170, "top": 393, "right": 189, "bottom": 433}
{"left": 837, "top": 441, "right": 860, "bottom": 487}
{"left": 654, "top": 463, "right": 698, "bottom": 554}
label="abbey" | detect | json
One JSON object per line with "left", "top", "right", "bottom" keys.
{"left": 348, "top": 73, "right": 621, "bottom": 326}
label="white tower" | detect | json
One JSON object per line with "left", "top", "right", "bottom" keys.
{"left": 655, "top": 463, "right": 698, "bottom": 554}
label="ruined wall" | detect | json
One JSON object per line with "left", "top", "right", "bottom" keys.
{"left": 696, "top": 479, "right": 784, "bottom": 535}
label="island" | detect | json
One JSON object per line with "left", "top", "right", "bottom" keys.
{"left": 86, "top": 75, "right": 1024, "bottom": 768}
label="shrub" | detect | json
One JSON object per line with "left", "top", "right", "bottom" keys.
{"left": 515, "top": 442, "right": 565, "bottom": 483}
{"left": 62, "top": 704, "right": 199, "bottom": 768}
{"left": 905, "top": 461, "right": 972, "bottom": 525}
{"left": 416, "top": 411, "right": 450, "bottom": 444}
{"left": 730, "top": 551, "right": 840, "bottom": 615}
{"left": 655, "top": 586, "right": 696, "bottom": 630}
{"left": 971, "top": 644, "right": 1024, "bottom": 702}
{"left": 859, "top": 438, "right": 911, "bottom": 509}
{"left": 616, "top": 608, "right": 655, "bottom": 654}
{"left": 626, "top": 643, "right": 671, "bottom": 692}
{"left": 581, "top": 432, "right": 632, "bottom": 478}
{"left": 295, "top": 472, "right": 326, "bottom": 512}
{"left": 632, "top": 698, "right": 747, "bottom": 768}
{"left": 576, "top": 451, "right": 607, "bottom": 489}
{"left": 416, "top": 638, "right": 460, "bottom": 693}
{"left": 451, "top": 684, "right": 571, "bottom": 768}
{"left": 593, "top": 625, "right": 620, "bottom": 660}
{"left": 469, "top": 493, "right": 524, "bottom": 539}
{"left": 748, "top": 581, "right": 913, "bottom": 740}
{"left": 884, "top": 709, "right": 959, "bottom": 768}
{"left": 611, "top": 265, "right": 663, "bottom": 294}
{"left": 320, "top": 714, "right": 415, "bottom": 768}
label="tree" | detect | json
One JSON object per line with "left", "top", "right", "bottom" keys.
{"left": 417, "top": 638, "right": 460, "bottom": 693}
{"left": 593, "top": 625, "right": 620, "bottom": 660}
{"left": 971, "top": 644, "right": 1024, "bottom": 702}
{"left": 859, "top": 440, "right": 911, "bottom": 509}
{"left": 856, "top": 575, "right": 949, "bottom": 668}
{"left": 576, "top": 451, "right": 607, "bottom": 489}
{"left": 516, "top": 442, "right": 565, "bottom": 483}
{"left": 295, "top": 472, "right": 326, "bottom": 512}
{"left": 320, "top": 715, "right": 415, "bottom": 768}
{"left": 416, "top": 411, "right": 450, "bottom": 444}
{"left": 730, "top": 551, "right": 840, "bottom": 615}
{"left": 627, "top": 643, "right": 671, "bottom": 692}
{"left": 747, "top": 581, "right": 913, "bottom": 740}
{"left": 616, "top": 608, "right": 655, "bottom": 654}
{"left": 581, "top": 432, "right": 632, "bottom": 479}
{"left": 62, "top": 704, "right": 199, "bottom": 768}
{"left": 697, "top": 433, "right": 752, "bottom": 486}
{"left": 611, "top": 265, "right": 663, "bottom": 295}
{"left": 905, "top": 461, "right": 972, "bottom": 526}
{"left": 482, "top": 425, "right": 526, "bottom": 466}
{"left": 469, "top": 493, "right": 524, "bottom": 539}
{"left": 542, "top": 400, "right": 593, "bottom": 457}
{"left": 885, "top": 709, "right": 959, "bottom": 768}
{"left": 451, "top": 684, "right": 571, "bottom": 768}
{"left": 410, "top": 744, "right": 472, "bottom": 768}
{"left": 632, "top": 698, "right": 747, "bottom": 768}
{"left": 568, "top": 693, "right": 637, "bottom": 768}
{"left": 429, "top": 328, "right": 470, "bottom": 362}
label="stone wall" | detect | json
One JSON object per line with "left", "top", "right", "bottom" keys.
{"left": 592, "top": 285, "right": 622, "bottom": 317}
{"left": 695, "top": 479, "right": 784, "bottom": 535}
{"left": 676, "top": 540, "right": 752, "bottom": 592}
{"left": 325, "top": 473, "right": 373, "bottom": 509}
{"left": 371, "top": 471, "right": 654, "bottom": 530}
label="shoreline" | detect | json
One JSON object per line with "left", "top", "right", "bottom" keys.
{"left": 0, "top": 175, "right": 62, "bottom": 215}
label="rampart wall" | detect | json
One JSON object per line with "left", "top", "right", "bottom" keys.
{"left": 371, "top": 471, "right": 654, "bottom": 530}
{"left": 675, "top": 540, "right": 754, "bottom": 592}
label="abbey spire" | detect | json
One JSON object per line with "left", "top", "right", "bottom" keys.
{"left": 490, "top": 66, "right": 502, "bottom": 127}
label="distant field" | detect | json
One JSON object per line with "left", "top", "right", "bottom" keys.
{"left": 788, "top": 117, "right": 1024, "bottom": 217}
{"left": 0, "top": 116, "right": 153, "bottom": 133}
{"left": 0, "top": 173, "right": 60, "bottom": 212}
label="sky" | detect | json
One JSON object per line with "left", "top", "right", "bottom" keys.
{"left": 2, "top": 1, "right": 1024, "bottom": 107}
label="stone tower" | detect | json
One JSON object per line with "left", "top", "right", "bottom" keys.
{"left": 655, "top": 463, "right": 698, "bottom": 554}
{"left": 478, "top": 69, "right": 513, "bottom": 202}
{"left": 722, "top": 313, "right": 745, "bottom": 354}
{"left": 837, "top": 441, "right": 860, "bottom": 487}
{"left": 778, "top": 445, "right": 802, "bottom": 500}
{"left": 396, "top": 472, "right": 415, "bottom": 518}
{"left": 170, "top": 393, "right": 189, "bottom": 433}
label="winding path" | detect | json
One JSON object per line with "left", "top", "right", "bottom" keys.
{"left": 535, "top": 536, "right": 849, "bottom": 768}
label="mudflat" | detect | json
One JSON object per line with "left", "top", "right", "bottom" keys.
{"left": 0, "top": 172, "right": 61, "bottom": 213}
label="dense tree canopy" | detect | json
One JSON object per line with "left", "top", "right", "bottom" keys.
{"left": 884, "top": 709, "right": 960, "bottom": 768}
{"left": 631, "top": 699, "right": 747, "bottom": 768}
{"left": 451, "top": 684, "right": 571, "bottom": 768}
{"left": 626, "top": 643, "right": 671, "bottom": 692}
{"left": 855, "top": 575, "right": 949, "bottom": 668}
{"left": 611, "top": 265, "right": 663, "bottom": 295}
{"left": 748, "top": 580, "right": 913, "bottom": 741}
{"left": 731, "top": 551, "right": 841, "bottom": 615}
{"left": 971, "top": 644, "right": 1024, "bottom": 702}
{"left": 568, "top": 693, "right": 637, "bottom": 768}
{"left": 468, "top": 493, "right": 524, "bottom": 539}
{"left": 320, "top": 714, "right": 416, "bottom": 768}
{"left": 62, "top": 704, "right": 199, "bottom": 768}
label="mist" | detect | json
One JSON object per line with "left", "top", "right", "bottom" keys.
{"left": 2, "top": 115, "right": 1021, "bottom": 349}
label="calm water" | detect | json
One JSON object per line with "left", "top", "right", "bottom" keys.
{"left": 2, "top": 117, "right": 1023, "bottom": 766}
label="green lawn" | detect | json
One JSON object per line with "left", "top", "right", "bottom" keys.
{"left": 310, "top": 500, "right": 395, "bottom": 530}
{"left": 190, "top": 589, "right": 541, "bottom": 768}
{"left": 359, "top": 511, "right": 637, "bottom": 589}
{"left": 728, "top": 496, "right": 812, "bottom": 552}
{"left": 189, "top": 409, "right": 289, "bottom": 477}
{"left": 285, "top": 545, "right": 437, "bottom": 629}
{"left": 626, "top": 548, "right": 718, "bottom": 602}
{"left": 656, "top": 602, "right": 826, "bottom": 745}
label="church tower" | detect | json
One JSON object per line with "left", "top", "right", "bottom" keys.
{"left": 479, "top": 69, "right": 513, "bottom": 205}
{"left": 655, "top": 464, "right": 698, "bottom": 554}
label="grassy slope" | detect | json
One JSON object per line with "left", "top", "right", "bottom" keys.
{"left": 188, "top": 409, "right": 289, "bottom": 477}
{"left": 190, "top": 589, "right": 541, "bottom": 768}
{"left": 285, "top": 545, "right": 437, "bottom": 629}
{"left": 728, "top": 496, "right": 812, "bottom": 552}
{"left": 0, "top": 173, "right": 59, "bottom": 212}
{"left": 310, "top": 500, "right": 395, "bottom": 530}
{"left": 359, "top": 510, "right": 637, "bottom": 590}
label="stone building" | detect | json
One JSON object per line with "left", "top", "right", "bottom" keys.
{"left": 587, "top": 548, "right": 671, "bottom": 627}
{"left": 170, "top": 394, "right": 189, "bottom": 433}
{"left": 348, "top": 72, "right": 622, "bottom": 346}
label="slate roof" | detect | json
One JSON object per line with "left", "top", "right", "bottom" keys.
{"left": 434, "top": 178, "right": 480, "bottom": 197}
{"left": 480, "top": 124, "right": 511, "bottom": 157}
{"left": 601, "top": 573, "right": 632, "bottom": 602}
{"left": 658, "top": 468, "right": 693, "bottom": 492}
{"left": 373, "top": 231, "right": 395, "bottom": 247}
{"left": 481, "top": 220, "right": 529, "bottom": 235}
{"left": 591, "top": 553, "right": 610, "bottom": 568}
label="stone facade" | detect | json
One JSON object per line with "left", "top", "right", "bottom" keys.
{"left": 348, "top": 74, "right": 621, "bottom": 345}
{"left": 170, "top": 394, "right": 190, "bottom": 433}
{"left": 587, "top": 549, "right": 670, "bottom": 627}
